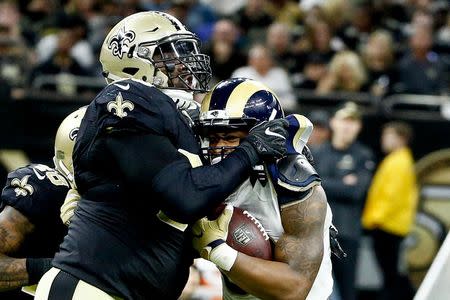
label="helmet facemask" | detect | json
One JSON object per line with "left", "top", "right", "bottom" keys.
{"left": 100, "top": 12, "right": 212, "bottom": 93}
{"left": 197, "top": 117, "right": 255, "bottom": 164}
{"left": 197, "top": 78, "right": 284, "bottom": 179}
{"left": 139, "top": 34, "right": 211, "bottom": 93}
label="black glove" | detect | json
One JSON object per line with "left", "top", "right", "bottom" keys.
{"left": 238, "top": 119, "right": 289, "bottom": 165}
{"left": 302, "top": 145, "right": 314, "bottom": 165}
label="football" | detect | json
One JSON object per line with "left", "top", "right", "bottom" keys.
{"left": 226, "top": 206, "right": 273, "bottom": 260}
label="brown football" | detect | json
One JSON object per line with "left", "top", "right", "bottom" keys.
{"left": 226, "top": 206, "right": 272, "bottom": 260}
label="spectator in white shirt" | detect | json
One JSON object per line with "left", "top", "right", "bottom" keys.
{"left": 232, "top": 44, "right": 297, "bottom": 111}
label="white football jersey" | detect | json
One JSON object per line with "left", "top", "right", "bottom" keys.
{"left": 222, "top": 178, "right": 333, "bottom": 300}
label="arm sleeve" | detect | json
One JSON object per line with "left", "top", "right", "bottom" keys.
{"left": 105, "top": 133, "right": 253, "bottom": 223}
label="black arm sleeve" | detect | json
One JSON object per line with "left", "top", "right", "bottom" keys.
{"left": 105, "top": 133, "right": 253, "bottom": 223}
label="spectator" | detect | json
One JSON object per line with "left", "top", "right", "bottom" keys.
{"left": 337, "top": 2, "right": 376, "bottom": 50}
{"left": 297, "top": 53, "right": 328, "bottom": 89}
{"left": 264, "top": 0, "right": 303, "bottom": 29}
{"left": 19, "top": 0, "right": 59, "bottom": 47}
{"left": 298, "top": 19, "right": 340, "bottom": 65}
{"left": 233, "top": 0, "right": 274, "bottom": 48}
{"left": 312, "top": 102, "right": 375, "bottom": 300}
{"left": 35, "top": 13, "right": 95, "bottom": 73}
{"left": 266, "top": 22, "right": 303, "bottom": 76}
{"left": 0, "top": 1, "right": 30, "bottom": 87}
{"left": 232, "top": 44, "right": 296, "bottom": 110}
{"left": 201, "top": 0, "right": 246, "bottom": 17}
{"left": 316, "top": 50, "right": 368, "bottom": 94}
{"left": 203, "top": 19, "right": 246, "bottom": 84}
{"left": 362, "top": 121, "right": 418, "bottom": 300}
{"left": 397, "top": 25, "right": 448, "bottom": 95}
{"left": 166, "top": 0, "right": 217, "bottom": 41}
{"left": 362, "top": 30, "right": 398, "bottom": 96}
{"left": 29, "top": 22, "right": 92, "bottom": 92}
{"left": 307, "top": 109, "right": 330, "bottom": 150}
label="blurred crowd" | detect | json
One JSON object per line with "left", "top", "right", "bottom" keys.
{"left": 0, "top": 0, "right": 449, "bottom": 102}
{"left": 0, "top": 1, "right": 448, "bottom": 300}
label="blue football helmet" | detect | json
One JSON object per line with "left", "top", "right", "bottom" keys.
{"left": 198, "top": 78, "right": 284, "bottom": 162}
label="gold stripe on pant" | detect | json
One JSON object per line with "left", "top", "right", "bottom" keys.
{"left": 35, "top": 267, "right": 122, "bottom": 300}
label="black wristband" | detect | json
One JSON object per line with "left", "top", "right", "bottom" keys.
{"left": 26, "top": 257, "right": 53, "bottom": 284}
{"left": 236, "top": 140, "right": 260, "bottom": 166}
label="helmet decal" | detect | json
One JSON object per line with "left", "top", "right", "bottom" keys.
{"left": 100, "top": 11, "right": 211, "bottom": 92}
{"left": 108, "top": 26, "right": 136, "bottom": 59}
{"left": 69, "top": 127, "right": 79, "bottom": 141}
{"left": 198, "top": 78, "right": 284, "bottom": 164}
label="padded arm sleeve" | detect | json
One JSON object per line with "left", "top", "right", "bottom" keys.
{"left": 105, "top": 133, "right": 253, "bottom": 223}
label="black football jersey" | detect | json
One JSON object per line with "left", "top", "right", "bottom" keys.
{"left": 54, "top": 79, "right": 254, "bottom": 299}
{"left": 0, "top": 164, "right": 69, "bottom": 257}
{"left": 53, "top": 80, "right": 202, "bottom": 299}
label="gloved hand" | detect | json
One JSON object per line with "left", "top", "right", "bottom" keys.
{"left": 60, "top": 188, "right": 80, "bottom": 225}
{"left": 180, "top": 103, "right": 200, "bottom": 127}
{"left": 192, "top": 204, "right": 238, "bottom": 271}
{"left": 238, "top": 119, "right": 289, "bottom": 165}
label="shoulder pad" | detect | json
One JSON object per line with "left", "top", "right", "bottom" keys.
{"left": 93, "top": 79, "right": 181, "bottom": 135}
{"left": 269, "top": 155, "right": 321, "bottom": 192}
{"left": 1, "top": 164, "right": 70, "bottom": 224}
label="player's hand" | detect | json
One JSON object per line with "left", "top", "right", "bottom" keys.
{"left": 239, "top": 119, "right": 289, "bottom": 164}
{"left": 60, "top": 188, "right": 80, "bottom": 225}
{"left": 192, "top": 204, "right": 237, "bottom": 271}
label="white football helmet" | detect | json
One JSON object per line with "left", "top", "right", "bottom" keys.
{"left": 53, "top": 106, "right": 87, "bottom": 186}
{"left": 100, "top": 11, "right": 211, "bottom": 93}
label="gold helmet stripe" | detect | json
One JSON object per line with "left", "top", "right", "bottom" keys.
{"left": 200, "top": 86, "right": 214, "bottom": 113}
{"left": 225, "top": 80, "right": 272, "bottom": 118}
{"left": 291, "top": 114, "right": 314, "bottom": 153}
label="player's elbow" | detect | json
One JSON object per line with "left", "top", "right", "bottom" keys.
{"left": 274, "top": 281, "right": 312, "bottom": 300}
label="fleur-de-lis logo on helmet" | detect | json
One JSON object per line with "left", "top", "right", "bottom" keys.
{"left": 108, "top": 26, "right": 136, "bottom": 59}
{"left": 107, "top": 92, "right": 134, "bottom": 118}
{"left": 11, "top": 175, "right": 34, "bottom": 197}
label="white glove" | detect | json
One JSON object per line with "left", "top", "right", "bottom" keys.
{"left": 162, "top": 89, "right": 200, "bottom": 126}
{"left": 60, "top": 188, "right": 80, "bottom": 225}
{"left": 192, "top": 204, "right": 238, "bottom": 271}
{"left": 162, "top": 89, "right": 198, "bottom": 110}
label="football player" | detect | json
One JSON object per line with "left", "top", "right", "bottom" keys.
{"left": 0, "top": 107, "right": 85, "bottom": 299}
{"left": 35, "top": 12, "right": 288, "bottom": 300}
{"left": 192, "top": 78, "right": 334, "bottom": 300}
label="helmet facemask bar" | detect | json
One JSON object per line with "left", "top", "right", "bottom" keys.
{"left": 201, "top": 145, "right": 237, "bottom": 164}
{"left": 140, "top": 34, "right": 211, "bottom": 92}
{"left": 197, "top": 119, "right": 254, "bottom": 164}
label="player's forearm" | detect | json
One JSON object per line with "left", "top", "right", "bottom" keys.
{"left": 225, "top": 253, "right": 318, "bottom": 300}
{"left": 0, "top": 254, "right": 28, "bottom": 291}
{"left": 155, "top": 148, "right": 253, "bottom": 223}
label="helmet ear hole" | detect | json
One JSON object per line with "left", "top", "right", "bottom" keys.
{"left": 122, "top": 67, "right": 139, "bottom": 76}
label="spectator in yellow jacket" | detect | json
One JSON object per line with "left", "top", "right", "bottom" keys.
{"left": 362, "top": 121, "right": 418, "bottom": 300}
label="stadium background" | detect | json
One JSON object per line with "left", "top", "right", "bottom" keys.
{"left": 0, "top": 0, "right": 449, "bottom": 299}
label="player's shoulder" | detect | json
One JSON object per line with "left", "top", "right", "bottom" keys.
{"left": 273, "top": 154, "right": 321, "bottom": 192}
{"left": 267, "top": 154, "right": 322, "bottom": 206}
{"left": 91, "top": 79, "right": 177, "bottom": 134}
{"left": 1, "top": 164, "right": 70, "bottom": 222}
{"left": 95, "top": 79, "right": 173, "bottom": 111}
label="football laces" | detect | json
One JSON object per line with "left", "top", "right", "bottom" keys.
{"left": 243, "top": 210, "right": 270, "bottom": 241}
